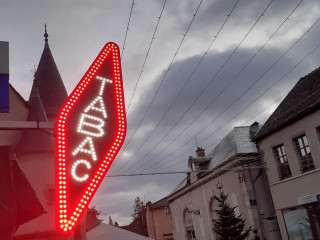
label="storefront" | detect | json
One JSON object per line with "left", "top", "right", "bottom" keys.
{"left": 283, "top": 201, "right": 320, "bottom": 240}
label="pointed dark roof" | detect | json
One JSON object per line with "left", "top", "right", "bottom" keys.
{"left": 36, "top": 27, "right": 68, "bottom": 118}
{"left": 14, "top": 77, "right": 54, "bottom": 156}
{"left": 254, "top": 67, "right": 320, "bottom": 141}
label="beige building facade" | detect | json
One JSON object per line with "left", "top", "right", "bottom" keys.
{"left": 254, "top": 67, "right": 320, "bottom": 240}
{"left": 167, "top": 126, "right": 281, "bottom": 240}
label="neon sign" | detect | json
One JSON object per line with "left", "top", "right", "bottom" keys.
{"left": 55, "top": 42, "right": 126, "bottom": 233}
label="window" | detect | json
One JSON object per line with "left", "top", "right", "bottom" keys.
{"left": 283, "top": 203, "right": 320, "bottom": 240}
{"left": 184, "top": 209, "right": 197, "bottom": 240}
{"left": 316, "top": 126, "right": 320, "bottom": 142}
{"left": 283, "top": 207, "right": 313, "bottom": 240}
{"left": 294, "top": 135, "right": 315, "bottom": 172}
{"left": 273, "top": 144, "right": 292, "bottom": 179}
{"left": 187, "top": 230, "right": 196, "bottom": 240}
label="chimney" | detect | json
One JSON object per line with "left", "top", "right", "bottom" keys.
{"left": 195, "top": 147, "right": 205, "bottom": 157}
{"left": 250, "top": 122, "right": 259, "bottom": 139}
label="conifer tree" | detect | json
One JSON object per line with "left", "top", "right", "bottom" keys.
{"left": 213, "top": 182, "right": 252, "bottom": 240}
{"left": 86, "top": 206, "right": 103, "bottom": 231}
{"left": 108, "top": 216, "right": 113, "bottom": 226}
{"left": 129, "top": 196, "right": 148, "bottom": 236}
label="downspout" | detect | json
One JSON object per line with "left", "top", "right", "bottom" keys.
{"left": 254, "top": 142, "right": 281, "bottom": 234}
{"left": 247, "top": 163, "right": 266, "bottom": 240}
{"left": 151, "top": 206, "right": 157, "bottom": 239}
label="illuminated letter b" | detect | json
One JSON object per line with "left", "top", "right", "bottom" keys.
{"left": 77, "top": 113, "right": 105, "bottom": 137}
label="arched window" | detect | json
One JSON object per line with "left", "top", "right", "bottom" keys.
{"left": 184, "top": 208, "right": 197, "bottom": 240}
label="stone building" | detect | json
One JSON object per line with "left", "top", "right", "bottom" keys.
{"left": 166, "top": 126, "right": 281, "bottom": 240}
{"left": 253, "top": 67, "right": 320, "bottom": 240}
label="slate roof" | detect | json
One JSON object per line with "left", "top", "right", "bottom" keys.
{"left": 254, "top": 67, "right": 320, "bottom": 141}
{"left": 151, "top": 196, "right": 170, "bottom": 209}
{"left": 14, "top": 78, "right": 54, "bottom": 156}
{"left": 36, "top": 31, "right": 68, "bottom": 117}
{"left": 207, "top": 126, "right": 257, "bottom": 170}
{"left": 170, "top": 177, "right": 188, "bottom": 194}
{"left": 166, "top": 126, "right": 258, "bottom": 199}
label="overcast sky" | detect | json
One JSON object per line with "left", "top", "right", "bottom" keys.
{"left": 1, "top": 0, "right": 320, "bottom": 225}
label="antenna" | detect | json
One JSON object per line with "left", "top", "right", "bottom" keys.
{"left": 195, "top": 136, "right": 199, "bottom": 148}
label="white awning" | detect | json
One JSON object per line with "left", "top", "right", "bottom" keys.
{"left": 87, "top": 223, "right": 154, "bottom": 240}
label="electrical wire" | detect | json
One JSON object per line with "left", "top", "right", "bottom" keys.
{"left": 158, "top": 92, "right": 288, "bottom": 173}
{"left": 131, "top": 15, "right": 320, "bottom": 174}
{"left": 105, "top": 165, "right": 265, "bottom": 178}
{"left": 111, "top": 0, "right": 241, "bottom": 175}
{"left": 111, "top": 0, "right": 203, "bottom": 173}
{"left": 126, "top": 0, "right": 167, "bottom": 112}
{"left": 140, "top": 40, "right": 320, "bottom": 173}
{"left": 117, "top": 0, "right": 306, "bottom": 175}
{"left": 136, "top": 37, "right": 320, "bottom": 174}
{"left": 121, "top": 0, "right": 135, "bottom": 60}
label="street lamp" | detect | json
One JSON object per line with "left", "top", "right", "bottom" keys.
{"left": 164, "top": 207, "right": 169, "bottom": 216}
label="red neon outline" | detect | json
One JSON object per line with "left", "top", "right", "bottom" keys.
{"left": 55, "top": 42, "right": 126, "bottom": 233}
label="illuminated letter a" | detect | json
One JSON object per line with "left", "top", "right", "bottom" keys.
{"left": 77, "top": 113, "right": 105, "bottom": 137}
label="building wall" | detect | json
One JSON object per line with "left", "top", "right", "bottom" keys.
{"left": 169, "top": 162, "right": 280, "bottom": 240}
{"left": 13, "top": 151, "right": 67, "bottom": 240}
{"left": 258, "top": 108, "right": 320, "bottom": 240}
{"left": 146, "top": 207, "right": 173, "bottom": 240}
{"left": 0, "top": 87, "right": 28, "bottom": 146}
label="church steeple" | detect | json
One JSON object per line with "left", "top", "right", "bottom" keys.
{"left": 44, "top": 24, "right": 49, "bottom": 43}
{"left": 35, "top": 25, "right": 68, "bottom": 121}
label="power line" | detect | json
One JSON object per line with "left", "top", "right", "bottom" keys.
{"left": 135, "top": 36, "right": 320, "bottom": 174}
{"left": 158, "top": 80, "right": 320, "bottom": 176}
{"left": 111, "top": 0, "right": 241, "bottom": 174}
{"left": 126, "top": 0, "right": 167, "bottom": 112}
{"left": 131, "top": 14, "right": 320, "bottom": 174}
{"left": 108, "top": 44, "right": 320, "bottom": 177}
{"left": 122, "top": 0, "right": 279, "bottom": 174}
{"left": 105, "top": 165, "right": 265, "bottom": 178}
{"left": 140, "top": 38, "right": 320, "bottom": 173}
{"left": 119, "top": 0, "right": 301, "bottom": 175}
{"left": 112, "top": 0, "right": 203, "bottom": 174}
{"left": 158, "top": 91, "right": 288, "bottom": 173}
{"left": 121, "top": 0, "right": 135, "bottom": 60}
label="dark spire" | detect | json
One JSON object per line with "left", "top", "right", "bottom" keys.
{"left": 36, "top": 28, "right": 68, "bottom": 121}
{"left": 14, "top": 73, "right": 54, "bottom": 156}
{"left": 44, "top": 23, "right": 48, "bottom": 43}
{"left": 27, "top": 72, "right": 48, "bottom": 122}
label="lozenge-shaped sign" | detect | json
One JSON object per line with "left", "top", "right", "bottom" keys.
{"left": 55, "top": 42, "right": 126, "bottom": 233}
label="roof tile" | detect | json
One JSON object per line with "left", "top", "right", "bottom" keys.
{"left": 254, "top": 67, "right": 320, "bottom": 140}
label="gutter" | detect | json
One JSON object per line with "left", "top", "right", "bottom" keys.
{"left": 167, "top": 154, "right": 259, "bottom": 202}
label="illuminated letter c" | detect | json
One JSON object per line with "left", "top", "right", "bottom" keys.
{"left": 71, "top": 160, "right": 91, "bottom": 182}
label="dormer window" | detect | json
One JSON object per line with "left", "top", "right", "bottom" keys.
{"left": 199, "top": 161, "right": 210, "bottom": 171}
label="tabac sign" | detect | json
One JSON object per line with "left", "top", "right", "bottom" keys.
{"left": 55, "top": 42, "right": 126, "bottom": 233}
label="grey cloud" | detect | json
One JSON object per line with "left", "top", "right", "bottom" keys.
{"left": 1, "top": 0, "right": 320, "bottom": 227}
